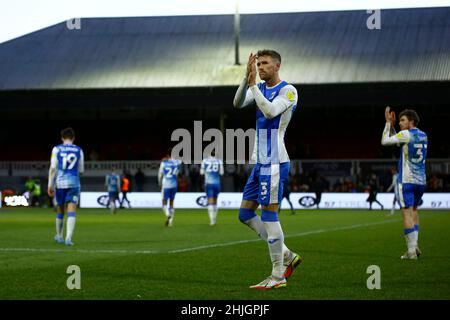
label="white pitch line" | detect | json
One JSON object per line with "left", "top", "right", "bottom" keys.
{"left": 168, "top": 219, "right": 400, "bottom": 253}
{"left": 0, "top": 248, "right": 159, "bottom": 254}
{"left": 0, "top": 219, "right": 400, "bottom": 255}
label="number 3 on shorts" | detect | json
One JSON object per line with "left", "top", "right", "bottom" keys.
{"left": 261, "top": 181, "right": 268, "bottom": 196}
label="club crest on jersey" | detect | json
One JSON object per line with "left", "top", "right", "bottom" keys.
{"left": 287, "top": 90, "right": 295, "bottom": 102}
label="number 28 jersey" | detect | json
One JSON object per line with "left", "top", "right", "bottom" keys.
{"left": 50, "top": 143, "right": 85, "bottom": 189}
{"left": 200, "top": 157, "right": 223, "bottom": 185}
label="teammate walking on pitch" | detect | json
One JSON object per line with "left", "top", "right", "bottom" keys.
{"left": 386, "top": 167, "right": 400, "bottom": 215}
{"left": 381, "top": 107, "right": 428, "bottom": 259}
{"left": 200, "top": 151, "right": 224, "bottom": 226}
{"left": 47, "top": 127, "right": 84, "bottom": 246}
{"left": 233, "top": 50, "right": 302, "bottom": 289}
{"left": 106, "top": 168, "right": 121, "bottom": 214}
{"left": 158, "top": 149, "right": 182, "bottom": 227}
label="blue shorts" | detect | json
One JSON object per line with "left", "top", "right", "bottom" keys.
{"left": 108, "top": 191, "right": 119, "bottom": 200}
{"left": 205, "top": 184, "right": 220, "bottom": 199}
{"left": 399, "top": 183, "right": 426, "bottom": 208}
{"left": 55, "top": 188, "right": 80, "bottom": 206}
{"left": 162, "top": 187, "right": 177, "bottom": 201}
{"left": 242, "top": 162, "right": 290, "bottom": 206}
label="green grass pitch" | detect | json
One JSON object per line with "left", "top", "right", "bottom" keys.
{"left": 0, "top": 207, "right": 449, "bottom": 300}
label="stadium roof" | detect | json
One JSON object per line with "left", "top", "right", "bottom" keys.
{"left": 0, "top": 7, "right": 449, "bottom": 90}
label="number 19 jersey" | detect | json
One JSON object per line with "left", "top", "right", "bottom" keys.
{"left": 50, "top": 143, "right": 84, "bottom": 189}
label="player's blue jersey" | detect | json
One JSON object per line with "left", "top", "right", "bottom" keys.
{"left": 255, "top": 81, "right": 297, "bottom": 164}
{"left": 201, "top": 157, "right": 223, "bottom": 185}
{"left": 106, "top": 173, "right": 121, "bottom": 192}
{"left": 51, "top": 144, "right": 84, "bottom": 189}
{"left": 398, "top": 128, "right": 428, "bottom": 185}
{"left": 159, "top": 159, "right": 182, "bottom": 189}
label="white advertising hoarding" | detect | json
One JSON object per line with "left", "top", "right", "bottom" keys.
{"left": 80, "top": 192, "right": 450, "bottom": 210}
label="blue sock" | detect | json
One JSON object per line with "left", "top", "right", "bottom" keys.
{"left": 414, "top": 224, "right": 419, "bottom": 232}
{"left": 239, "top": 208, "right": 256, "bottom": 222}
{"left": 261, "top": 210, "right": 279, "bottom": 222}
{"left": 404, "top": 228, "right": 415, "bottom": 235}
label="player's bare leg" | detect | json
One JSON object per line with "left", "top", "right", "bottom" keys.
{"left": 162, "top": 199, "right": 168, "bottom": 215}
{"left": 412, "top": 207, "right": 419, "bottom": 227}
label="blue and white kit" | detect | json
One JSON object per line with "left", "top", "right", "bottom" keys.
{"left": 234, "top": 78, "right": 298, "bottom": 205}
{"left": 200, "top": 157, "right": 224, "bottom": 198}
{"left": 158, "top": 159, "right": 182, "bottom": 201}
{"left": 382, "top": 125, "right": 428, "bottom": 208}
{"left": 106, "top": 173, "right": 121, "bottom": 200}
{"left": 49, "top": 143, "right": 84, "bottom": 206}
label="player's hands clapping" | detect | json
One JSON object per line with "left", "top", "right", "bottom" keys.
{"left": 385, "top": 106, "right": 396, "bottom": 127}
{"left": 247, "top": 53, "right": 257, "bottom": 87}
